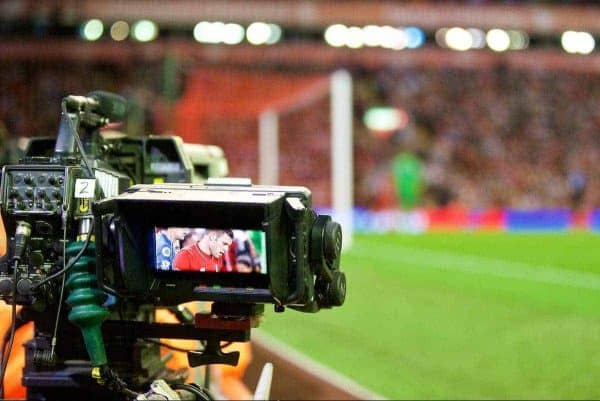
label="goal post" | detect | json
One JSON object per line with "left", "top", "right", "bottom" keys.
{"left": 258, "top": 69, "right": 354, "bottom": 250}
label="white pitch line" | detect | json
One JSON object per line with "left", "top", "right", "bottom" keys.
{"left": 252, "top": 330, "right": 388, "bottom": 400}
{"left": 363, "top": 242, "right": 600, "bottom": 291}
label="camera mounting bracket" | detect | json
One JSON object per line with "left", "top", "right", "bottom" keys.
{"left": 187, "top": 312, "right": 258, "bottom": 367}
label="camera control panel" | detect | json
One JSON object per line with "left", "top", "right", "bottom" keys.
{"left": 1, "top": 165, "right": 78, "bottom": 217}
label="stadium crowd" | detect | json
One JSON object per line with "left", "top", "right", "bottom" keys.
{"left": 0, "top": 62, "right": 598, "bottom": 210}
{"left": 357, "top": 67, "right": 600, "bottom": 210}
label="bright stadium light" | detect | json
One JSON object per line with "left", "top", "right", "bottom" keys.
{"left": 132, "top": 19, "right": 158, "bottom": 42}
{"left": 578, "top": 32, "right": 595, "bottom": 54}
{"left": 247, "top": 22, "right": 271, "bottom": 45}
{"left": 110, "top": 21, "right": 129, "bottom": 41}
{"left": 380, "top": 26, "right": 408, "bottom": 50}
{"left": 325, "top": 24, "right": 348, "bottom": 47}
{"left": 405, "top": 26, "right": 425, "bottom": 49}
{"left": 266, "top": 23, "right": 282, "bottom": 44}
{"left": 81, "top": 19, "right": 104, "bottom": 41}
{"left": 445, "top": 27, "right": 472, "bottom": 51}
{"left": 435, "top": 28, "right": 449, "bottom": 48}
{"left": 346, "top": 26, "right": 364, "bottom": 49}
{"left": 508, "top": 30, "right": 529, "bottom": 50}
{"left": 194, "top": 21, "right": 217, "bottom": 43}
{"left": 486, "top": 29, "right": 510, "bottom": 52}
{"left": 362, "top": 25, "right": 384, "bottom": 47}
{"left": 563, "top": 31, "right": 596, "bottom": 54}
{"left": 561, "top": 31, "right": 579, "bottom": 54}
{"left": 222, "top": 23, "right": 245, "bottom": 45}
{"left": 468, "top": 28, "right": 486, "bottom": 49}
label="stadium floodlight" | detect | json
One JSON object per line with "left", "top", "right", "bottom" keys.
{"left": 346, "top": 26, "right": 365, "bottom": 49}
{"left": 562, "top": 31, "right": 596, "bottom": 54}
{"left": 81, "top": 19, "right": 104, "bottom": 41}
{"left": 247, "top": 22, "right": 272, "bottom": 45}
{"left": 508, "top": 30, "right": 529, "bottom": 50}
{"left": 265, "top": 24, "right": 282, "bottom": 44}
{"left": 405, "top": 26, "right": 425, "bottom": 49}
{"left": 362, "top": 25, "right": 384, "bottom": 47}
{"left": 110, "top": 21, "right": 129, "bottom": 41}
{"left": 194, "top": 21, "right": 217, "bottom": 43}
{"left": 468, "top": 28, "right": 486, "bottom": 49}
{"left": 578, "top": 32, "right": 595, "bottom": 54}
{"left": 324, "top": 24, "right": 348, "bottom": 47}
{"left": 445, "top": 27, "right": 472, "bottom": 51}
{"left": 435, "top": 28, "right": 449, "bottom": 48}
{"left": 380, "top": 26, "right": 408, "bottom": 50}
{"left": 222, "top": 23, "right": 245, "bottom": 45}
{"left": 486, "top": 29, "right": 510, "bottom": 52}
{"left": 561, "top": 31, "right": 579, "bottom": 54}
{"left": 132, "top": 19, "right": 158, "bottom": 42}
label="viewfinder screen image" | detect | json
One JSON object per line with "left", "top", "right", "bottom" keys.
{"left": 154, "top": 227, "right": 267, "bottom": 274}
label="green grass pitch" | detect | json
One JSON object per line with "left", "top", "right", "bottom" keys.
{"left": 258, "top": 232, "right": 600, "bottom": 399}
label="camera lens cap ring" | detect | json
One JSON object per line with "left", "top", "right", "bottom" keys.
{"left": 327, "top": 270, "right": 346, "bottom": 307}
{"left": 323, "top": 221, "right": 342, "bottom": 262}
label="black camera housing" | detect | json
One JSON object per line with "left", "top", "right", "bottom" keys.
{"left": 92, "top": 179, "right": 345, "bottom": 312}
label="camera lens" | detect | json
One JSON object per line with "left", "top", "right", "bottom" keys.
{"left": 327, "top": 270, "right": 346, "bottom": 307}
{"left": 323, "top": 221, "right": 342, "bottom": 263}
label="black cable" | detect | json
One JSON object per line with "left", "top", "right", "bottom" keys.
{"left": 143, "top": 338, "right": 235, "bottom": 354}
{"left": 0, "top": 261, "right": 19, "bottom": 398}
{"left": 142, "top": 338, "right": 205, "bottom": 354}
{"left": 31, "top": 219, "right": 95, "bottom": 290}
{"left": 171, "top": 383, "right": 214, "bottom": 401}
{"left": 49, "top": 223, "right": 69, "bottom": 361}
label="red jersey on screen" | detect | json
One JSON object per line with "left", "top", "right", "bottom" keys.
{"left": 173, "top": 245, "right": 224, "bottom": 272}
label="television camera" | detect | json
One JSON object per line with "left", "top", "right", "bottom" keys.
{"left": 0, "top": 91, "right": 346, "bottom": 400}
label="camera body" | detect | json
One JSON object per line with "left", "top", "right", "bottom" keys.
{"left": 0, "top": 157, "right": 130, "bottom": 305}
{"left": 93, "top": 179, "right": 346, "bottom": 313}
{"left": 0, "top": 91, "right": 346, "bottom": 400}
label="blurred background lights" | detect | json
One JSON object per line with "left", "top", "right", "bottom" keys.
{"left": 132, "top": 19, "right": 158, "bottom": 42}
{"left": 561, "top": 31, "right": 579, "bottom": 54}
{"left": 110, "top": 21, "right": 129, "bottom": 41}
{"left": 265, "top": 24, "right": 282, "bottom": 44}
{"left": 508, "top": 30, "right": 529, "bottom": 50}
{"left": 362, "top": 25, "right": 384, "bottom": 47}
{"left": 561, "top": 31, "right": 595, "bottom": 54}
{"left": 324, "top": 24, "right": 347, "bottom": 47}
{"left": 435, "top": 28, "right": 449, "bottom": 48}
{"left": 364, "top": 106, "right": 410, "bottom": 136}
{"left": 222, "top": 23, "right": 245, "bottom": 45}
{"left": 405, "top": 26, "right": 425, "bottom": 49}
{"left": 194, "top": 21, "right": 218, "bottom": 43}
{"left": 578, "top": 32, "right": 595, "bottom": 54}
{"left": 445, "top": 27, "right": 472, "bottom": 51}
{"left": 380, "top": 26, "right": 408, "bottom": 50}
{"left": 468, "top": 28, "right": 486, "bottom": 49}
{"left": 247, "top": 22, "right": 271, "bottom": 45}
{"left": 486, "top": 29, "right": 510, "bottom": 52}
{"left": 346, "top": 26, "right": 364, "bottom": 49}
{"left": 81, "top": 19, "right": 103, "bottom": 41}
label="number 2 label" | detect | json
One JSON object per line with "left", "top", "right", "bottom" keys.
{"left": 75, "top": 179, "right": 96, "bottom": 198}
